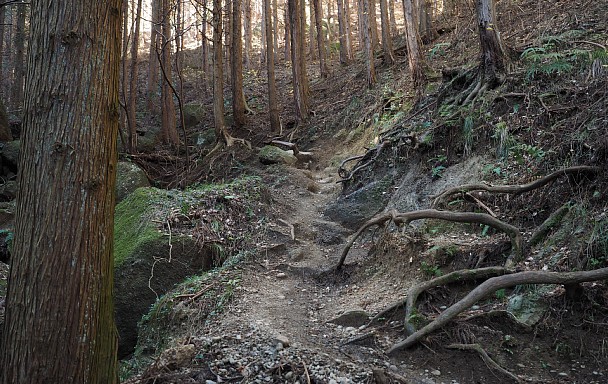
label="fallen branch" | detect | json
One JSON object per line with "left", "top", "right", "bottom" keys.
{"left": 387, "top": 267, "right": 608, "bottom": 353}
{"left": 335, "top": 209, "right": 522, "bottom": 270}
{"left": 431, "top": 166, "right": 601, "bottom": 208}
{"left": 447, "top": 343, "right": 522, "bottom": 383}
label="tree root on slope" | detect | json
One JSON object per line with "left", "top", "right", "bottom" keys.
{"left": 431, "top": 166, "right": 601, "bottom": 208}
{"left": 335, "top": 209, "right": 522, "bottom": 271}
{"left": 447, "top": 343, "right": 523, "bottom": 383}
{"left": 387, "top": 267, "right": 608, "bottom": 353}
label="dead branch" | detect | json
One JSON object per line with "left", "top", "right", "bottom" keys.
{"left": 431, "top": 166, "right": 601, "bottom": 208}
{"left": 447, "top": 343, "right": 522, "bottom": 383}
{"left": 387, "top": 267, "right": 608, "bottom": 353}
{"left": 402, "top": 267, "right": 512, "bottom": 335}
{"left": 335, "top": 209, "right": 522, "bottom": 271}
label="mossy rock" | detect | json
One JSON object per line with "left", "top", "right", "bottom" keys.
{"left": 115, "top": 161, "right": 150, "bottom": 204}
{"left": 114, "top": 187, "right": 220, "bottom": 357}
{"left": 0, "top": 140, "right": 20, "bottom": 169}
{"left": 182, "top": 103, "right": 205, "bottom": 129}
{"left": 259, "top": 145, "right": 298, "bottom": 165}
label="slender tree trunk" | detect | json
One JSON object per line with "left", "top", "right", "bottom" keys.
{"left": 127, "top": 0, "right": 143, "bottom": 153}
{"left": 0, "top": 7, "right": 5, "bottom": 96}
{"left": 160, "top": 0, "right": 178, "bottom": 145}
{"left": 312, "top": 0, "right": 328, "bottom": 77}
{"left": 264, "top": 0, "right": 280, "bottom": 131}
{"left": 121, "top": 0, "right": 130, "bottom": 139}
{"left": 379, "top": 0, "right": 394, "bottom": 64}
{"left": 3, "top": 7, "right": 12, "bottom": 97}
{"left": 232, "top": 0, "right": 246, "bottom": 128}
{"left": 309, "top": 0, "right": 316, "bottom": 59}
{"left": 288, "top": 0, "right": 310, "bottom": 121}
{"left": 272, "top": 0, "right": 279, "bottom": 62}
{"left": 10, "top": 3, "right": 26, "bottom": 110}
{"left": 337, "top": 0, "right": 350, "bottom": 64}
{"left": 0, "top": 0, "right": 121, "bottom": 382}
{"left": 369, "top": 0, "right": 379, "bottom": 50}
{"left": 361, "top": 0, "right": 376, "bottom": 87}
{"left": 147, "top": 0, "right": 160, "bottom": 113}
{"left": 260, "top": 0, "right": 267, "bottom": 64}
{"left": 284, "top": 0, "right": 291, "bottom": 61}
{"left": 213, "top": 0, "right": 229, "bottom": 139}
{"left": 403, "top": 0, "right": 426, "bottom": 87}
{"left": 477, "top": 0, "right": 506, "bottom": 85}
{"left": 225, "top": 1, "right": 233, "bottom": 84}
{"left": 389, "top": 0, "right": 397, "bottom": 34}
{"left": 243, "top": 0, "right": 252, "bottom": 67}
{"left": 344, "top": 0, "right": 353, "bottom": 59}
{"left": 201, "top": 0, "right": 209, "bottom": 90}
{"left": 418, "top": 0, "right": 433, "bottom": 42}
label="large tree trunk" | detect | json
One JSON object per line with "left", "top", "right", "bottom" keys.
{"left": 127, "top": 0, "right": 143, "bottom": 153}
{"left": 336, "top": 0, "right": 350, "bottom": 64}
{"left": 10, "top": 3, "right": 26, "bottom": 110}
{"left": 243, "top": 0, "right": 252, "bottom": 67}
{"left": 232, "top": 0, "right": 246, "bottom": 128}
{"left": 379, "top": 0, "right": 394, "bottom": 64}
{"left": 147, "top": 0, "right": 160, "bottom": 113}
{"left": 160, "top": 0, "right": 178, "bottom": 145}
{"left": 264, "top": 0, "right": 280, "bottom": 131}
{"left": 312, "top": 0, "right": 328, "bottom": 77}
{"left": 403, "top": 0, "right": 426, "bottom": 87}
{"left": 477, "top": 0, "right": 506, "bottom": 85}
{"left": 389, "top": 0, "right": 397, "bottom": 34}
{"left": 288, "top": 0, "right": 310, "bottom": 121}
{"left": 0, "top": 0, "right": 121, "bottom": 382}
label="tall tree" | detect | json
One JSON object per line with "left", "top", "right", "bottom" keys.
{"left": 379, "top": 0, "right": 395, "bottom": 64}
{"left": 232, "top": 0, "right": 246, "bottom": 128}
{"left": 312, "top": 0, "right": 328, "bottom": 77}
{"left": 389, "top": 0, "right": 397, "bottom": 35}
{"left": 403, "top": 0, "right": 426, "bottom": 87}
{"left": 213, "top": 0, "right": 230, "bottom": 140}
{"left": 10, "top": 2, "right": 26, "bottom": 110}
{"left": 283, "top": 0, "right": 291, "bottom": 61}
{"left": 0, "top": 6, "right": 5, "bottom": 94}
{"left": 361, "top": 0, "right": 376, "bottom": 87}
{"left": 160, "top": 0, "right": 179, "bottom": 145}
{"left": 477, "top": 0, "right": 506, "bottom": 86}
{"left": 147, "top": 0, "right": 161, "bottom": 112}
{"left": 336, "top": 0, "right": 352, "bottom": 64}
{"left": 264, "top": 0, "right": 281, "bottom": 131}
{"left": 243, "top": 0, "right": 252, "bottom": 66}
{"left": 288, "top": 0, "right": 310, "bottom": 121}
{"left": 127, "top": 0, "right": 144, "bottom": 153}
{"left": 0, "top": 0, "right": 121, "bottom": 382}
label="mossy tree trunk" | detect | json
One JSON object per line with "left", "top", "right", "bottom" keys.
{"left": 0, "top": 0, "right": 121, "bottom": 382}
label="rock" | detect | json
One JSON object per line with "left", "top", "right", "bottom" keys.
{"left": 0, "top": 201, "right": 14, "bottom": 229}
{"left": 431, "top": 369, "right": 441, "bottom": 376}
{"left": 182, "top": 103, "right": 205, "bottom": 129}
{"left": 114, "top": 187, "right": 222, "bottom": 357}
{"left": 157, "top": 344, "right": 196, "bottom": 371}
{"left": 313, "top": 219, "right": 350, "bottom": 245}
{"left": 0, "top": 100, "right": 11, "bottom": 142}
{"left": 195, "top": 128, "right": 217, "bottom": 149}
{"left": 328, "top": 308, "right": 370, "bottom": 327}
{"left": 115, "top": 161, "right": 150, "bottom": 204}
{"left": 259, "top": 145, "right": 298, "bottom": 166}
{"left": 324, "top": 175, "right": 393, "bottom": 227}
{"left": 0, "top": 180, "right": 17, "bottom": 201}
{"left": 507, "top": 292, "right": 548, "bottom": 327}
{"left": 272, "top": 334, "right": 290, "bottom": 347}
{"left": 135, "top": 125, "right": 162, "bottom": 153}
{"left": 0, "top": 140, "right": 20, "bottom": 169}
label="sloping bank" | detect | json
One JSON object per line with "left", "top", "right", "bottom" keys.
{"left": 114, "top": 176, "right": 268, "bottom": 357}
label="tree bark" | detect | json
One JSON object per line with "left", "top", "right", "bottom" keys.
{"left": 0, "top": 1, "right": 121, "bottom": 382}
{"left": 312, "top": 0, "right": 328, "bottom": 77}
{"left": 284, "top": 0, "right": 291, "bottom": 61}
{"left": 243, "top": 0, "right": 252, "bottom": 67}
{"left": 264, "top": 0, "right": 281, "bottom": 131}
{"left": 389, "top": 0, "right": 397, "bottom": 34}
{"left": 213, "top": 0, "right": 229, "bottom": 140}
{"left": 0, "top": 6, "right": 5, "bottom": 93}
{"left": 336, "top": 0, "right": 350, "bottom": 64}
{"left": 379, "top": 0, "right": 394, "bottom": 64}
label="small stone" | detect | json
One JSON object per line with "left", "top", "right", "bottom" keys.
{"left": 273, "top": 334, "right": 290, "bottom": 347}
{"left": 206, "top": 381, "right": 217, "bottom": 384}
{"left": 431, "top": 369, "right": 441, "bottom": 376}
{"left": 276, "top": 272, "right": 287, "bottom": 279}
{"left": 558, "top": 372, "right": 568, "bottom": 377}
{"left": 471, "top": 305, "right": 480, "bottom": 310}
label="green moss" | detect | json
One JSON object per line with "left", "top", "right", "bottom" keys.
{"left": 113, "top": 187, "right": 167, "bottom": 266}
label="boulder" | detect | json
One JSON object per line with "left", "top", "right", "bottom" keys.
{"left": 259, "top": 145, "right": 298, "bottom": 166}
{"left": 328, "top": 307, "right": 370, "bottom": 327}
{"left": 115, "top": 161, "right": 150, "bottom": 204}
{"left": 0, "top": 140, "right": 20, "bottom": 170}
{"left": 0, "top": 180, "right": 17, "bottom": 201}
{"left": 182, "top": 103, "right": 205, "bottom": 129}
{"left": 114, "top": 187, "right": 220, "bottom": 357}
{"left": 324, "top": 175, "right": 393, "bottom": 227}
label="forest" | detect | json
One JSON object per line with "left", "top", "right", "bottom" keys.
{"left": 0, "top": 0, "right": 606, "bottom": 382}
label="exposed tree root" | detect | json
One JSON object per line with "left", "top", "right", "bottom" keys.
{"left": 387, "top": 267, "right": 608, "bottom": 353}
{"left": 447, "top": 343, "right": 522, "bottom": 383}
{"left": 335, "top": 209, "right": 522, "bottom": 271}
{"left": 337, "top": 140, "right": 391, "bottom": 183}
{"left": 529, "top": 204, "right": 570, "bottom": 246}
{"left": 401, "top": 267, "right": 512, "bottom": 335}
{"left": 431, "top": 166, "right": 601, "bottom": 208}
